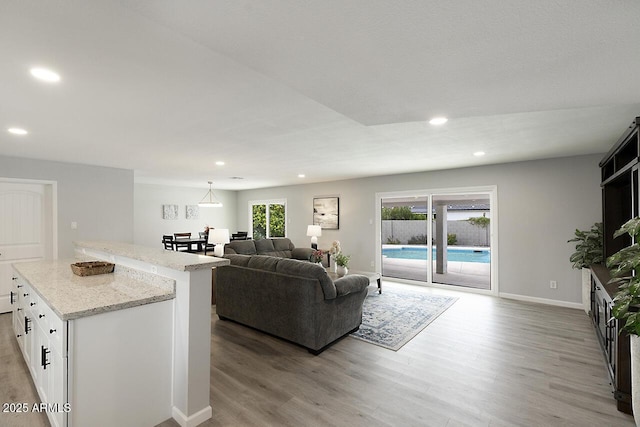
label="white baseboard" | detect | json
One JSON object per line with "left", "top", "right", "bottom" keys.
{"left": 499, "top": 292, "right": 583, "bottom": 310}
{"left": 172, "top": 405, "right": 212, "bottom": 427}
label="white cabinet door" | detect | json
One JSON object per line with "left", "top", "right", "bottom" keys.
{"left": 48, "top": 346, "right": 67, "bottom": 427}
{"left": 0, "top": 182, "right": 45, "bottom": 313}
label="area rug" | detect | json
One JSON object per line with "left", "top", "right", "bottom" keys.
{"left": 350, "top": 288, "right": 457, "bottom": 351}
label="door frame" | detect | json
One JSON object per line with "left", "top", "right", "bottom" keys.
{"left": 0, "top": 177, "right": 58, "bottom": 260}
{"left": 375, "top": 185, "right": 498, "bottom": 295}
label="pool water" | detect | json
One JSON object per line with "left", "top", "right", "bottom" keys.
{"left": 382, "top": 247, "right": 490, "bottom": 263}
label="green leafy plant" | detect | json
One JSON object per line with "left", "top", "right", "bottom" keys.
{"left": 447, "top": 233, "right": 457, "bottom": 246}
{"left": 386, "top": 237, "right": 401, "bottom": 244}
{"left": 608, "top": 217, "right": 640, "bottom": 335}
{"left": 334, "top": 252, "right": 350, "bottom": 267}
{"left": 467, "top": 216, "right": 490, "bottom": 228}
{"left": 381, "top": 206, "right": 426, "bottom": 220}
{"left": 568, "top": 222, "right": 603, "bottom": 269}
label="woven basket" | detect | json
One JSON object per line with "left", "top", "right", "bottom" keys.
{"left": 70, "top": 261, "right": 115, "bottom": 276}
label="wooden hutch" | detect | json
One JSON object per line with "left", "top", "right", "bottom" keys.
{"left": 591, "top": 116, "right": 639, "bottom": 414}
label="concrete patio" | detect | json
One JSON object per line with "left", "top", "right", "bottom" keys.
{"left": 382, "top": 257, "right": 491, "bottom": 290}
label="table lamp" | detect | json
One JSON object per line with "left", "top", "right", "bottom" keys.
{"left": 306, "top": 225, "right": 322, "bottom": 249}
{"left": 208, "top": 228, "right": 230, "bottom": 257}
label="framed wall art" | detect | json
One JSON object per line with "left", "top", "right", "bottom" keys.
{"left": 162, "top": 204, "right": 179, "bottom": 220}
{"left": 313, "top": 197, "right": 339, "bottom": 229}
{"left": 185, "top": 205, "right": 199, "bottom": 220}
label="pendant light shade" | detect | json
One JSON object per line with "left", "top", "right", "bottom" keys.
{"left": 198, "top": 181, "right": 223, "bottom": 207}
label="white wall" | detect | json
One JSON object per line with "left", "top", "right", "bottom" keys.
{"left": 236, "top": 154, "right": 602, "bottom": 305}
{"left": 134, "top": 183, "right": 237, "bottom": 249}
{"left": 0, "top": 155, "right": 134, "bottom": 258}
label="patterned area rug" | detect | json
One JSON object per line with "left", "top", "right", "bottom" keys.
{"left": 350, "top": 287, "right": 458, "bottom": 351}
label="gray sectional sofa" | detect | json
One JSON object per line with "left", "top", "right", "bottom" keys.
{"left": 224, "top": 237, "right": 315, "bottom": 260}
{"left": 216, "top": 252, "right": 369, "bottom": 354}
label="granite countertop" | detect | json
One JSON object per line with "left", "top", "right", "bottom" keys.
{"left": 74, "top": 241, "right": 230, "bottom": 271}
{"left": 13, "top": 260, "right": 176, "bottom": 321}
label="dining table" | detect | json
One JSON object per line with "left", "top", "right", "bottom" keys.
{"left": 172, "top": 237, "right": 208, "bottom": 253}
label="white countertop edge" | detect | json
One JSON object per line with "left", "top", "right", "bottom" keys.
{"left": 61, "top": 294, "right": 176, "bottom": 321}
{"left": 74, "top": 241, "right": 230, "bottom": 271}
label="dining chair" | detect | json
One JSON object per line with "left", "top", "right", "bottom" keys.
{"left": 162, "top": 235, "right": 175, "bottom": 250}
{"left": 200, "top": 231, "right": 215, "bottom": 255}
{"left": 173, "top": 232, "right": 192, "bottom": 252}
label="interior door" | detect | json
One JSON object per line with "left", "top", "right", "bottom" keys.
{"left": 0, "top": 182, "right": 46, "bottom": 313}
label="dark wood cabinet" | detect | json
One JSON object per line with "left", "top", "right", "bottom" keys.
{"left": 591, "top": 265, "right": 631, "bottom": 413}
{"left": 594, "top": 116, "right": 639, "bottom": 415}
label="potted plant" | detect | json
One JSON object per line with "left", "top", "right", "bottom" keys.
{"left": 607, "top": 217, "right": 640, "bottom": 422}
{"left": 568, "top": 222, "right": 603, "bottom": 313}
{"left": 334, "top": 253, "right": 350, "bottom": 277}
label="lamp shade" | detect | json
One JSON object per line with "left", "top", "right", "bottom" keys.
{"left": 306, "top": 225, "right": 322, "bottom": 238}
{"left": 208, "top": 228, "right": 230, "bottom": 245}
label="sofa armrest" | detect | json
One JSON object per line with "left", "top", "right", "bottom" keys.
{"left": 224, "top": 247, "right": 238, "bottom": 255}
{"left": 292, "top": 247, "right": 314, "bottom": 261}
{"left": 334, "top": 275, "right": 369, "bottom": 297}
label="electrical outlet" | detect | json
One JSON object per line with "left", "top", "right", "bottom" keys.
{"left": 550, "top": 280, "right": 557, "bottom": 289}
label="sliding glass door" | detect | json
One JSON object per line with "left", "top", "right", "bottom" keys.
{"left": 381, "top": 196, "right": 429, "bottom": 282}
{"left": 431, "top": 193, "right": 491, "bottom": 290}
{"left": 380, "top": 188, "right": 493, "bottom": 291}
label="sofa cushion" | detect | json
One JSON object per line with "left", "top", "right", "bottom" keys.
{"left": 247, "top": 255, "right": 281, "bottom": 272}
{"left": 254, "top": 239, "right": 275, "bottom": 254}
{"left": 226, "top": 240, "right": 257, "bottom": 255}
{"left": 255, "top": 238, "right": 294, "bottom": 258}
{"left": 272, "top": 238, "right": 294, "bottom": 252}
{"left": 225, "top": 254, "right": 252, "bottom": 267}
{"left": 275, "top": 258, "right": 337, "bottom": 299}
{"left": 334, "top": 275, "right": 369, "bottom": 297}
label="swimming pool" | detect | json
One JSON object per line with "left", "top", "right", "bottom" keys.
{"left": 382, "top": 246, "right": 490, "bottom": 263}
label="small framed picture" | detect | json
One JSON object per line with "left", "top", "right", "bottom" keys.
{"left": 313, "top": 197, "right": 339, "bottom": 229}
{"left": 162, "top": 204, "right": 179, "bottom": 220}
{"left": 186, "top": 205, "right": 199, "bottom": 220}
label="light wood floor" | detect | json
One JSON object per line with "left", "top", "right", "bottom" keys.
{"left": 1, "top": 281, "right": 635, "bottom": 426}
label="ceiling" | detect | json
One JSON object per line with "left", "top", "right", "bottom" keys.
{"left": 1, "top": 1, "right": 640, "bottom": 190}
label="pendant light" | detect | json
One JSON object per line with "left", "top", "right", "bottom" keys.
{"left": 198, "top": 181, "right": 223, "bottom": 207}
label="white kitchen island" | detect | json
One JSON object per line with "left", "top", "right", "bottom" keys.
{"left": 11, "top": 241, "right": 229, "bottom": 427}
{"left": 73, "top": 241, "right": 230, "bottom": 427}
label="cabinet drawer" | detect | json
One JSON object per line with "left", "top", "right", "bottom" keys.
{"left": 39, "top": 302, "right": 64, "bottom": 355}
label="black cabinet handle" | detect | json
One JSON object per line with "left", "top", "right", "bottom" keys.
{"left": 23, "top": 293, "right": 28, "bottom": 297}
{"left": 39, "top": 314, "right": 45, "bottom": 318}
{"left": 41, "top": 346, "right": 50, "bottom": 370}
{"left": 24, "top": 316, "right": 31, "bottom": 334}
{"left": 16, "top": 334, "right": 22, "bottom": 338}
{"left": 30, "top": 302, "right": 36, "bottom": 306}
{"left": 50, "top": 329, "right": 56, "bottom": 334}
{"left": 17, "top": 308, "right": 22, "bottom": 312}
{"left": 10, "top": 291, "right": 15, "bottom": 305}
{"left": 12, "top": 277, "right": 17, "bottom": 281}
{"left": 17, "top": 284, "right": 23, "bottom": 288}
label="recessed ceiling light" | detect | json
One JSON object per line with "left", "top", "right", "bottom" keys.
{"left": 7, "top": 127, "right": 28, "bottom": 135}
{"left": 473, "top": 151, "right": 486, "bottom": 157}
{"left": 215, "top": 161, "right": 225, "bottom": 166}
{"left": 298, "top": 174, "right": 306, "bottom": 178}
{"left": 429, "top": 117, "right": 448, "bottom": 125}
{"left": 30, "top": 67, "right": 61, "bottom": 83}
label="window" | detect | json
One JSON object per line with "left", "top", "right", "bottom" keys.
{"left": 249, "top": 200, "right": 286, "bottom": 239}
